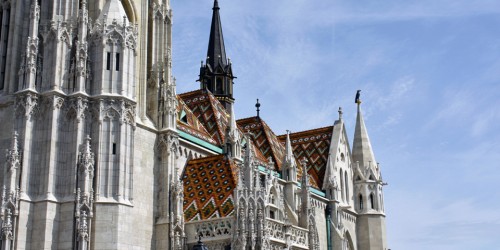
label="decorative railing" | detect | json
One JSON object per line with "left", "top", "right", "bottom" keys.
{"left": 265, "top": 219, "right": 309, "bottom": 249}
{"left": 289, "top": 225, "right": 309, "bottom": 247}
{"left": 185, "top": 217, "right": 233, "bottom": 244}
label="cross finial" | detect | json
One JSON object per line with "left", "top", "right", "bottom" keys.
{"left": 255, "top": 99, "right": 261, "bottom": 118}
{"left": 338, "top": 107, "right": 343, "bottom": 120}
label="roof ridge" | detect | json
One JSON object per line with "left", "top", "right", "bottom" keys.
{"left": 277, "top": 125, "right": 334, "bottom": 138}
{"left": 178, "top": 89, "right": 203, "bottom": 97}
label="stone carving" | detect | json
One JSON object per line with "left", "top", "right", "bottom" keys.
{"left": 75, "top": 136, "right": 95, "bottom": 250}
{"left": 15, "top": 93, "right": 39, "bottom": 119}
{"left": 90, "top": 12, "right": 138, "bottom": 51}
{"left": 92, "top": 99, "right": 137, "bottom": 127}
{"left": 1, "top": 133, "right": 21, "bottom": 249}
{"left": 66, "top": 97, "right": 89, "bottom": 123}
{"left": 195, "top": 218, "right": 232, "bottom": 239}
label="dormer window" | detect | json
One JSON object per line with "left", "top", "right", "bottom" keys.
{"left": 180, "top": 110, "right": 188, "bottom": 124}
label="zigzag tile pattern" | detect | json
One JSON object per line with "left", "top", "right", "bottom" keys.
{"left": 182, "top": 155, "right": 238, "bottom": 221}
{"left": 179, "top": 90, "right": 229, "bottom": 145}
{"left": 177, "top": 97, "right": 217, "bottom": 144}
{"left": 237, "top": 117, "right": 285, "bottom": 170}
{"left": 278, "top": 126, "right": 333, "bottom": 189}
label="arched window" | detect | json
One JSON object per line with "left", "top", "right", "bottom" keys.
{"left": 358, "top": 194, "right": 363, "bottom": 210}
{"left": 370, "top": 193, "right": 375, "bottom": 209}
{"left": 340, "top": 170, "right": 345, "bottom": 201}
{"left": 344, "top": 170, "right": 349, "bottom": 204}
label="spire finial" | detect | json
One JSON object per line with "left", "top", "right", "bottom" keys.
{"left": 338, "top": 107, "right": 343, "bottom": 120}
{"left": 213, "top": 0, "right": 220, "bottom": 10}
{"left": 255, "top": 99, "right": 261, "bottom": 118}
{"left": 355, "top": 90, "right": 362, "bottom": 106}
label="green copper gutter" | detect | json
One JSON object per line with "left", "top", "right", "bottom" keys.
{"left": 177, "top": 130, "right": 223, "bottom": 154}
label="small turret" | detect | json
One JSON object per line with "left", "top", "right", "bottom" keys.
{"left": 224, "top": 104, "right": 241, "bottom": 160}
{"left": 299, "top": 159, "right": 310, "bottom": 228}
{"left": 243, "top": 132, "right": 255, "bottom": 189}
{"left": 90, "top": 0, "right": 137, "bottom": 98}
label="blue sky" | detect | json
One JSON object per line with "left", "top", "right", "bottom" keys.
{"left": 171, "top": 0, "right": 500, "bottom": 249}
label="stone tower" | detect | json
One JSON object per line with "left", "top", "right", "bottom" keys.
{"left": 352, "top": 102, "right": 388, "bottom": 250}
{"left": 0, "top": 0, "right": 179, "bottom": 249}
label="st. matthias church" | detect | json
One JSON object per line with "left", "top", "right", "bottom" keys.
{"left": 0, "top": 0, "right": 387, "bottom": 249}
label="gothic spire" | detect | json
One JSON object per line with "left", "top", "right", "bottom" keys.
{"left": 207, "top": 0, "right": 227, "bottom": 70}
{"left": 282, "top": 130, "right": 297, "bottom": 182}
{"left": 352, "top": 102, "right": 377, "bottom": 171}
{"left": 284, "top": 130, "right": 294, "bottom": 164}
{"left": 199, "top": 0, "right": 235, "bottom": 110}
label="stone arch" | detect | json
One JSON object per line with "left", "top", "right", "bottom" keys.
{"left": 308, "top": 214, "right": 320, "bottom": 250}
{"left": 121, "top": 0, "right": 137, "bottom": 23}
{"left": 344, "top": 231, "right": 355, "bottom": 250}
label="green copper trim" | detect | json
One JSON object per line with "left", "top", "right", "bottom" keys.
{"left": 177, "top": 130, "right": 223, "bottom": 154}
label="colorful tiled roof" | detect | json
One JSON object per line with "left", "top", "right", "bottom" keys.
{"left": 179, "top": 90, "right": 230, "bottom": 145}
{"left": 182, "top": 155, "right": 238, "bottom": 222}
{"left": 278, "top": 126, "right": 333, "bottom": 189}
{"left": 237, "top": 117, "right": 285, "bottom": 170}
{"left": 177, "top": 97, "right": 217, "bottom": 145}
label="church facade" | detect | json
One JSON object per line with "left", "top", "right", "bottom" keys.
{"left": 0, "top": 0, "right": 387, "bottom": 249}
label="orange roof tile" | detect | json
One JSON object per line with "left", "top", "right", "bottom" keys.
{"left": 278, "top": 126, "right": 333, "bottom": 189}
{"left": 179, "top": 90, "right": 230, "bottom": 145}
{"left": 182, "top": 155, "right": 238, "bottom": 221}
{"left": 177, "top": 97, "right": 217, "bottom": 144}
{"left": 237, "top": 117, "right": 285, "bottom": 170}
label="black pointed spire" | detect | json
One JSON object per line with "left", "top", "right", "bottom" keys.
{"left": 207, "top": 0, "right": 227, "bottom": 70}
{"left": 198, "top": 0, "right": 236, "bottom": 111}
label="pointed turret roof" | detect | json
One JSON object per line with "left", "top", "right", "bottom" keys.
{"left": 284, "top": 131, "right": 294, "bottom": 164}
{"left": 99, "top": 0, "right": 128, "bottom": 23}
{"left": 352, "top": 104, "right": 377, "bottom": 170}
{"left": 207, "top": 0, "right": 227, "bottom": 70}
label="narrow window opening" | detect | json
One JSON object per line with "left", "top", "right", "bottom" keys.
{"left": 112, "top": 143, "right": 117, "bottom": 155}
{"left": 216, "top": 77, "right": 223, "bottom": 93}
{"left": 259, "top": 174, "right": 265, "bottom": 188}
{"left": 345, "top": 170, "right": 349, "bottom": 203}
{"left": 115, "top": 53, "right": 120, "bottom": 71}
{"left": 370, "top": 193, "right": 375, "bottom": 209}
{"left": 0, "top": 9, "right": 11, "bottom": 90}
{"left": 359, "top": 194, "right": 363, "bottom": 210}
{"left": 106, "top": 52, "right": 111, "bottom": 70}
{"left": 340, "top": 170, "right": 345, "bottom": 201}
